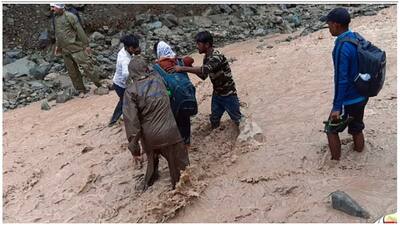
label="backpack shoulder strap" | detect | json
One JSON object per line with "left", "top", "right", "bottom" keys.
{"left": 339, "top": 37, "right": 359, "bottom": 46}
{"left": 152, "top": 64, "right": 168, "bottom": 79}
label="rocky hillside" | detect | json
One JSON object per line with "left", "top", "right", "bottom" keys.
{"left": 2, "top": 4, "right": 391, "bottom": 111}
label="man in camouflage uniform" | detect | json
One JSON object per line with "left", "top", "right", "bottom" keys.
{"left": 50, "top": 3, "right": 101, "bottom": 97}
{"left": 173, "top": 31, "right": 242, "bottom": 129}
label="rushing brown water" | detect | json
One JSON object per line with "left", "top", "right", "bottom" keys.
{"left": 3, "top": 6, "right": 396, "bottom": 223}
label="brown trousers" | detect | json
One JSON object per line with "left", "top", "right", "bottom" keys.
{"left": 144, "top": 142, "right": 189, "bottom": 190}
{"left": 62, "top": 50, "right": 101, "bottom": 92}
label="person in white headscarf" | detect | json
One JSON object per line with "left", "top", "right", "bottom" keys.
{"left": 153, "top": 41, "right": 195, "bottom": 149}
{"left": 155, "top": 41, "right": 176, "bottom": 59}
{"left": 153, "top": 40, "right": 194, "bottom": 71}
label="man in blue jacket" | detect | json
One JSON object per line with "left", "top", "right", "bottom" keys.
{"left": 322, "top": 8, "right": 368, "bottom": 160}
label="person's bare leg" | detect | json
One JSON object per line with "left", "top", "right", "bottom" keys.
{"left": 352, "top": 132, "right": 365, "bottom": 152}
{"left": 327, "top": 133, "right": 341, "bottom": 160}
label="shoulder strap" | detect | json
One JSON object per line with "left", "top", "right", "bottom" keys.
{"left": 153, "top": 64, "right": 168, "bottom": 79}
{"left": 339, "top": 37, "right": 359, "bottom": 46}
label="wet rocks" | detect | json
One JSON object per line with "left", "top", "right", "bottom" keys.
{"left": 3, "top": 57, "right": 37, "bottom": 81}
{"left": 41, "top": 100, "right": 51, "bottom": 110}
{"left": 330, "top": 191, "right": 370, "bottom": 218}
{"left": 159, "top": 14, "right": 178, "bottom": 28}
{"left": 90, "top": 31, "right": 105, "bottom": 41}
{"left": 56, "top": 88, "right": 75, "bottom": 103}
{"left": 29, "top": 63, "right": 52, "bottom": 80}
{"left": 94, "top": 86, "right": 109, "bottom": 95}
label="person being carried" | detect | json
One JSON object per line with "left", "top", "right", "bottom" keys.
{"left": 154, "top": 40, "right": 194, "bottom": 72}
{"left": 322, "top": 7, "right": 369, "bottom": 160}
{"left": 170, "top": 31, "right": 242, "bottom": 129}
{"left": 123, "top": 56, "right": 189, "bottom": 191}
{"left": 50, "top": 3, "right": 102, "bottom": 97}
{"left": 153, "top": 40, "right": 195, "bottom": 147}
{"left": 109, "top": 34, "right": 141, "bottom": 126}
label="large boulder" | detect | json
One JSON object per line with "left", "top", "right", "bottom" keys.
{"left": 3, "top": 57, "right": 37, "bottom": 81}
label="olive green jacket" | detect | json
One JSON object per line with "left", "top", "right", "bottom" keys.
{"left": 54, "top": 11, "right": 89, "bottom": 54}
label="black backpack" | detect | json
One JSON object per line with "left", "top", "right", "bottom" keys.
{"left": 338, "top": 32, "right": 386, "bottom": 97}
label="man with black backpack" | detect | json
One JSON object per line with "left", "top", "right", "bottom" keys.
{"left": 322, "top": 7, "right": 369, "bottom": 161}
{"left": 50, "top": 3, "right": 101, "bottom": 97}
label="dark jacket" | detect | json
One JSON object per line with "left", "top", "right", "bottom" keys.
{"left": 123, "top": 68, "right": 183, "bottom": 155}
{"left": 332, "top": 30, "right": 366, "bottom": 112}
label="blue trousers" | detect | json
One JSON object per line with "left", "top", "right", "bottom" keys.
{"left": 210, "top": 94, "right": 242, "bottom": 128}
{"left": 110, "top": 83, "right": 125, "bottom": 124}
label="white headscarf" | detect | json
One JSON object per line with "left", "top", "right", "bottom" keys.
{"left": 50, "top": 3, "right": 65, "bottom": 9}
{"left": 156, "top": 41, "right": 176, "bottom": 59}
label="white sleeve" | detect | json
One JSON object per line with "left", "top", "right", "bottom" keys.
{"left": 121, "top": 57, "right": 130, "bottom": 79}
{"left": 114, "top": 56, "right": 122, "bottom": 79}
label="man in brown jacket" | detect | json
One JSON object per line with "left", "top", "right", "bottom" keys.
{"left": 50, "top": 3, "right": 101, "bottom": 97}
{"left": 123, "top": 57, "right": 189, "bottom": 191}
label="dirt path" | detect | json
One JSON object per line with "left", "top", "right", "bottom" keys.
{"left": 3, "top": 6, "right": 396, "bottom": 223}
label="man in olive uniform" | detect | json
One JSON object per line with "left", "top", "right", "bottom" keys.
{"left": 50, "top": 3, "right": 101, "bottom": 97}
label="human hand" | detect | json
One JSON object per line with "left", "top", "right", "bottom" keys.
{"left": 166, "top": 66, "right": 176, "bottom": 73}
{"left": 133, "top": 155, "right": 143, "bottom": 169}
{"left": 54, "top": 46, "right": 62, "bottom": 56}
{"left": 85, "top": 47, "right": 92, "bottom": 55}
{"left": 329, "top": 111, "right": 340, "bottom": 122}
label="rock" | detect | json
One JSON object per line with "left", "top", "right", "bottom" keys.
{"left": 288, "top": 14, "right": 301, "bottom": 27}
{"left": 193, "top": 16, "right": 213, "bottom": 27}
{"left": 38, "top": 31, "right": 50, "bottom": 49}
{"left": 90, "top": 32, "right": 105, "bottom": 41}
{"left": 3, "top": 56, "right": 15, "bottom": 65}
{"left": 253, "top": 28, "right": 265, "bottom": 36}
{"left": 41, "top": 100, "right": 51, "bottom": 110}
{"left": 56, "top": 88, "right": 74, "bottom": 103}
{"left": 3, "top": 57, "right": 37, "bottom": 80}
{"left": 7, "top": 18, "right": 14, "bottom": 26}
{"left": 239, "top": 5, "right": 255, "bottom": 16}
{"left": 28, "top": 81, "right": 46, "bottom": 90}
{"left": 201, "top": 7, "right": 214, "bottom": 17}
{"left": 46, "top": 92, "right": 57, "bottom": 101}
{"left": 29, "top": 63, "right": 51, "bottom": 80}
{"left": 274, "top": 9, "right": 284, "bottom": 16}
{"left": 5, "top": 49, "right": 23, "bottom": 59}
{"left": 53, "top": 75, "right": 74, "bottom": 89}
{"left": 363, "top": 11, "right": 377, "bottom": 16}
{"left": 94, "top": 86, "right": 109, "bottom": 95}
{"left": 145, "top": 21, "right": 163, "bottom": 30}
{"left": 159, "top": 14, "right": 178, "bottom": 28}
{"left": 111, "top": 38, "right": 120, "bottom": 47}
{"left": 44, "top": 72, "right": 60, "bottom": 81}
{"left": 135, "top": 14, "right": 152, "bottom": 26}
{"left": 209, "top": 14, "right": 240, "bottom": 27}
{"left": 219, "top": 4, "right": 233, "bottom": 14}
{"left": 153, "top": 26, "right": 173, "bottom": 37}
{"left": 330, "top": 191, "right": 370, "bottom": 218}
